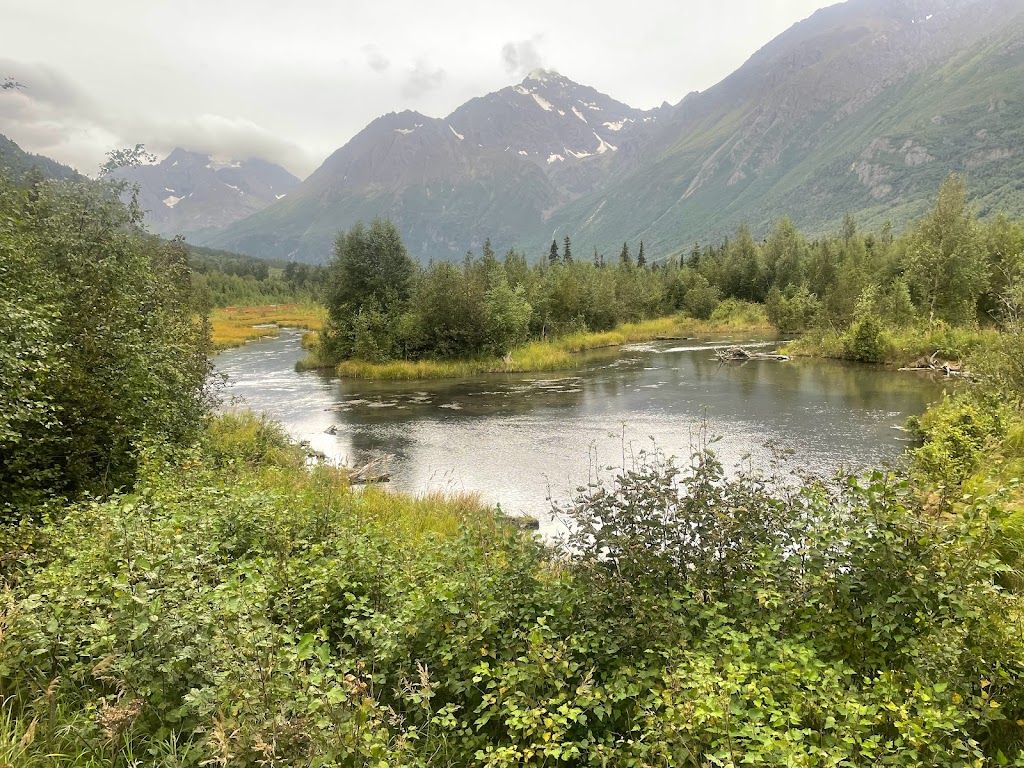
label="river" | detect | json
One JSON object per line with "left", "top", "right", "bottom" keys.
{"left": 215, "top": 331, "right": 945, "bottom": 536}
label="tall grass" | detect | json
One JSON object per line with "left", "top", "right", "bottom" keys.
{"left": 784, "top": 324, "right": 998, "bottom": 366}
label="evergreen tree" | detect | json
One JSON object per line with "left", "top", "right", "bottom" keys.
{"left": 637, "top": 241, "right": 647, "bottom": 268}
{"left": 549, "top": 239, "right": 559, "bottom": 265}
{"left": 619, "top": 242, "right": 632, "bottom": 268}
{"left": 689, "top": 242, "right": 701, "bottom": 268}
{"left": 593, "top": 246, "right": 600, "bottom": 267}
{"left": 563, "top": 235, "right": 573, "bottom": 264}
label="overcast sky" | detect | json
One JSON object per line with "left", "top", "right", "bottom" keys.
{"left": 0, "top": 0, "right": 836, "bottom": 178}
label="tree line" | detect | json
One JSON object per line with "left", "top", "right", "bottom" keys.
{"left": 317, "top": 174, "right": 1023, "bottom": 365}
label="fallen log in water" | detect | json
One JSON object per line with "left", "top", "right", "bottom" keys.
{"left": 716, "top": 346, "right": 790, "bottom": 362}
{"left": 899, "top": 352, "right": 973, "bottom": 378}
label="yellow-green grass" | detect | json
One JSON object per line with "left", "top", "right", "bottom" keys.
{"left": 334, "top": 312, "right": 774, "bottom": 380}
{"left": 782, "top": 325, "right": 998, "bottom": 367}
{"left": 210, "top": 304, "right": 325, "bottom": 350}
{"left": 207, "top": 410, "right": 510, "bottom": 544}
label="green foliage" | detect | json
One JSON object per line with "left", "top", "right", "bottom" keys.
{"left": 842, "top": 315, "right": 894, "bottom": 363}
{"left": 205, "top": 411, "right": 306, "bottom": 469}
{"left": 6, "top": 425, "right": 1022, "bottom": 766}
{"left": 0, "top": 172, "right": 211, "bottom": 516}
{"left": 905, "top": 174, "right": 990, "bottom": 327}
{"left": 321, "top": 217, "right": 415, "bottom": 360}
{"left": 316, "top": 179, "right": 1024, "bottom": 370}
{"left": 765, "top": 284, "right": 820, "bottom": 333}
{"left": 912, "top": 393, "right": 1007, "bottom": 491}
{"left": 484, "top": 276, "right": 532, "bottom": 356}
{"left": 707, "top": 298, "right": 769, "bottom": 327}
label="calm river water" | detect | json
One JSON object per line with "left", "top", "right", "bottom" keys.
{"left": 215, "top": 331, "right": 945, "bottom": 536}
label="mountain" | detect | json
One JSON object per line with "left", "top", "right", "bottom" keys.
{"left": 200, "top": 72, "right": 665, "bottom": 262}
{"left": 203, "top": 0, "right": 1024, "bottom": 264}
{"left": 115, "top": 148, "right": 301, "bottom": 238}
{"left": 0, "top": 134, "right": 81, "bottom": 181}
{"left": 553, "top": 0, "right": 1024, "bottom": 257}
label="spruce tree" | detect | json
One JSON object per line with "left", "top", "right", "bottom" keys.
{"left": 593, "top": 246, "right": 600, "bottom": 267}
{"left": 563, "top": 235, "right": 573, "bottom": 263}
{"left": 637, "top": 241, "right": 647, "bottom": 268}
{"left": 619, "top": 242, "right": 632, "bottom": 268}
{"left": 689, "top": 242, "right": 701, "bottom": 268}
{"left": 549, "top": 240, "right": 559, "bottom": 265}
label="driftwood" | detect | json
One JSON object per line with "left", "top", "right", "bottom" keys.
{"left": 349, "top": 455, "right": 392, "bottom": 485}
{"left": 716, "top": 346, "right": 790, "bottom": 362}
{"left": 899, "top": 352, "right": 972, "bottom": 378}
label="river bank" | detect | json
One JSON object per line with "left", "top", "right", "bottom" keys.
{"left": 296, "top": 311, "right": 775, "bottom": 380}
{"left": 780, "top": 323, "right": 997, "bottom": 368}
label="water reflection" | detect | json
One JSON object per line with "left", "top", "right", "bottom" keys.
{"left": 215, "top": 331, "right": 944, "bottom": 537}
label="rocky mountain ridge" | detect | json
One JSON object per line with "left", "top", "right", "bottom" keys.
{"left": 115, "top": 148, "right": 300, "bottom": 238}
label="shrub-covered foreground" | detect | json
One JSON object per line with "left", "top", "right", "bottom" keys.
{"left": 2, "top": 418, "right": 1023, "bottom": 767}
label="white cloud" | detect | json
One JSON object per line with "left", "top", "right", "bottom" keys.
{"left": 502, "top": 37, "right": 546, "bottom": 78}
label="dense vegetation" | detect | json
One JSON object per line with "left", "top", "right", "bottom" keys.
{"left": 313, "top": 175, "right": 1021, "bottom": 376}
{"left": 0, "top": 173, "right": 210, "bottom": 514}
{"left": 188, "top": 244, "right": 325, "bottom": 309}
{"left": 3, "top": 169, "right": 1024, "bottom": 766}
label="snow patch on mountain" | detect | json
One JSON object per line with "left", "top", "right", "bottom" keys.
{"left": 206, "top": 160, "right": 241, "bottom": 170}
{"left": 531, "top": 92, "right": 555, "bottom": 112}
{"left": 572, "top": 106, "right": 588, "bottom": 123}
{"left": 163, "top": 195, "right": 183, "bottom": 208}
{"left": 527, "top": 69, "right": 557, "bottom": 82}
{"left": 594, "top": 133, "right": 617, "bottom": 154}
{"left": 449, "top": 125, "right": 464, "bottom": 140}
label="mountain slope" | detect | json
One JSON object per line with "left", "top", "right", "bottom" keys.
{"left": 556, "top": 0, "right": 1024, "bottom": 256}
{"left": 0, "top": 134, "right": 81, "bottom": 181}
{"left": 206, "top": 0, "right": 1024, "bottom": 263}
{"left": 116, "top": 148, "right": 300, "bottom": 238}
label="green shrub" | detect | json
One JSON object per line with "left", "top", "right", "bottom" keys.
{"left": 842, "top": 315, "right": 894, "bottom": 362}
{"left": 912, "top": 393, "right": 1007, "bottom": 490}
{"left": 205, "top": 411, "right": 306, "bottom": 469}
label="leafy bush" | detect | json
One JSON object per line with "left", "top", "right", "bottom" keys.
{"left": 708, "top": 298, "right": 769, "bottom": 327}
{"left": 206, "top": 411, "right": 306, "bottom": 469}
{"left": 765, "top": 285, "right": 821, "bottom": 332}
{"left": 0, "top": 174, "right": 210, "bottom": 518}
{"left": 842, "top": 315, "right": 894, "bottom": 362}
{"left": 3, "top": 432, "right": 1023, "bottom": 766}
{"left": 911, "top": 392, "right": 1007, "bottom": 492}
